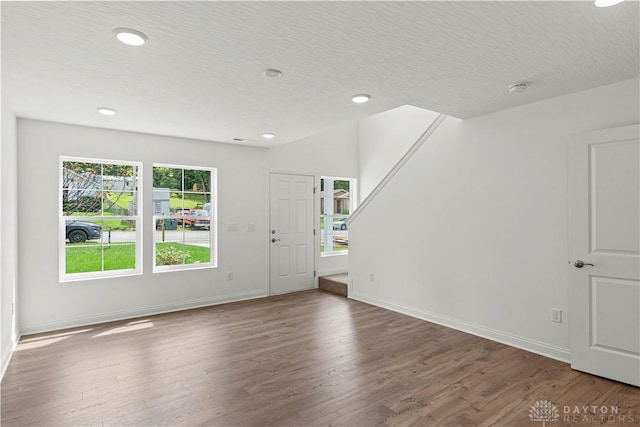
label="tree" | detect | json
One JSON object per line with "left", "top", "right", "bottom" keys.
{"left": 152, "top": 167, "right": 181, "bottom": 190}
{"left": 62, "top": 161, "right": 135, "bottom": 216}
{"left": 183, "top": 169, "right": 210, "bottom": 193}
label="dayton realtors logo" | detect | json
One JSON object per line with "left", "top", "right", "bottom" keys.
{"left": 529, "top": 400, "right": 560, "bottom": 427}
{"left": 562, "top": 405, "right": 636, "bottom": 424}
{"left": 529, "top": 400, "right": 638, "bottom": 425}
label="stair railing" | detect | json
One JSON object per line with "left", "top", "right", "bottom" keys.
{"left": 347, "top": 113, "right": 447, "bottom": 225}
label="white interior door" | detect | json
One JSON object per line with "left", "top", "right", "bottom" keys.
{"left": 269, "top": 173, "right": 315, "bottom": 295}
{"left": 569, "top": 124, "right": 640, "bottom": 387}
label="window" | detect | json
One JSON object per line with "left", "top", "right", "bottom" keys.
{"left": 320, "top": 177, "right": 355, "bottom": 256}
{"left": 153, "top": 164, "right": 217, "bottom": 272}
{"left": 60, "top": 158, "right": 141, "bottom": 281}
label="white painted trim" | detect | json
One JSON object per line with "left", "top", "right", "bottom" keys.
{"left": 1, "top": 333, "right": 20, "bottom": 382}
{"left": 348, "top": 113, "right": 447, "bottom": 225}
{"left": 20, "top": 290, "right": 267, "bottom": 336}
{"left": 318, "top": 268, "right": 348, "bottom": 277}
{"left": 350, "top": 291, "right": 571, "bottom": 364}
{"left": 59, "top": 156, "right": 144, "bottom": 282}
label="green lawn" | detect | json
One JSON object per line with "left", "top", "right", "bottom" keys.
{"left": 66, "top": 242, "right": 136, "bottom": 273}
{"left": 68, "top": 212, "right": 135, "bottom": 231}
{"left": 169, "top": 193, "right": 210, "bottom": 210}
{"left": 65, "top": 242, "right": 210, "bottom": 273}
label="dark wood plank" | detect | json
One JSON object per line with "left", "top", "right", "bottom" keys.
{"left": 2, "top": 290, "right": 638, "bottom": 426}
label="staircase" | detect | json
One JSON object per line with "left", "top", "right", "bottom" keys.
{"left": 318, "top": 274, "right": 348, "bottom": 297}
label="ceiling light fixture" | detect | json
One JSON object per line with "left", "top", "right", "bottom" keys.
{"left": 351, "top": 94, "right": 371, "bottom": 103}
{"left": 97, "top": 107, "right": 117, "bottom": 116}
{"left": 263, "top": 69, "right": 283, "bottom": 78}
{"left": 508, "top": 83, "right": 527, "bottom": 94}
{"left": 113, "top": 28, "right": 148, "bottom": 46}
{"left": 594, "top": 0, "right": 624, "bottom": 6}
{"left": 262, "top": 133, "right": 276, "bottom": 139}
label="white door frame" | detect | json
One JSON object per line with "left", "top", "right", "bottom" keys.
{"left": 267, "top": 171, "right": 317, "bottom": 295}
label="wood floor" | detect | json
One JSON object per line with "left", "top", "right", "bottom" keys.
{"left": 2, "top": 290, "right": 638, "bottom": 426}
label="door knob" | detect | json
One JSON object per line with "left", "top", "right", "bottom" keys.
{"left": 271, "top": 238, "right": 280, "bottom": 243}
{"left": 574, "top": 260, "right": 594, "bottom": 268}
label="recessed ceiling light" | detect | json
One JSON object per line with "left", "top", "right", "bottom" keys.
{"left": 351, "top": 94, "right": 371, "bottom": 103}
{"left": 263, "top": 69, "right": 283, "bottom": 78}
{"left": 97, "top": 107, "right": 117, "bottom": 116}
{"left": 508, "top": 83, "right": 527, "bottom": 94}
{"left": 262, "top": 133, "right": 276, "bottom": 139}
{"left": 113, "top": 28, "right": 148, "bottom": 46}
{"left": 594, "top": 0, "right": 624, "bottom": 6}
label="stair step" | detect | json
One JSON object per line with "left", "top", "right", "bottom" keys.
{"left": 319, "top": 274, "right": 348, "bottom": 297}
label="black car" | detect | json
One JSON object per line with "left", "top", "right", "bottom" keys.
{"left": 65, "top": 220, "right": 102, "bottom": 243}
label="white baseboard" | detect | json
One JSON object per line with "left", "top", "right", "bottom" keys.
{"left": 20, "top": 290, "right": 268, "bottom": 336}
{"left": 349, "top": 291, "right": 571, "bottom": 364}
{"left": 1, "top": 332, "right": 20, "bottom": 382}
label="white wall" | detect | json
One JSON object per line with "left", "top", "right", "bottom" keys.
{"left": 1, "top": 100, "right": 19, "bottom": 378}
{"left": 269, "top": 122, "right": 359, "bottom": 276}
{"left": 350, "top": 78, "right": 640, "bottom": 362}
{"left": 358, "top": 105, "right": 440, "bottom": 200}
{"left": 18, "top": 120, "right": 270, "bottom": 334}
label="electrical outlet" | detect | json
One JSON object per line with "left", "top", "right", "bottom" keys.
{"left": 551, "top": 308, "right": 562, "bottom": 323}
{"left": 227, "top": 272, "right": 233, "bottom": 280}
{"left": 369, "top": 272, "right": 375, "bottom": 282}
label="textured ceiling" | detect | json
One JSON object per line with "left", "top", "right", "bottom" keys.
{"left": 2, "top": 1, "right": 638, "bottom": 146}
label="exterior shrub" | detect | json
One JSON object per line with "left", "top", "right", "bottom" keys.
{"left": 156, "top": 246, "right": 189, "bottom": 265}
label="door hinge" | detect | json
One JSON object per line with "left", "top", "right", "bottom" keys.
{"left": 314, "top": 187, "right": 317, "bottom": 194}
{"left": 314, "top": 228, "right": 316, "bottom": 235}
{"left": 314, "top": 270, "right": 316, "bottom": 277}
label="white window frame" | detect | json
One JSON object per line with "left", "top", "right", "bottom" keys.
{"left": 59, "top": 156, "right": 143, "bottom": 282}
{"left": 320, "top": 176, "right": 356, "bottom": 257}
{"left": 152, "top": 163, "right": 218, "bottom": 273}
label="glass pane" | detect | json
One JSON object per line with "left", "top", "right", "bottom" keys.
{"left": 65, "top": 219, "right": 104, "bottom": 273}
{"left": 154, "top": 218, "right": 211, "bottom": 267}
{"left": 185, "top": 228, "right": 211, "bottom": 265}
{"left": 102, "top": 164, "right": 135, "bottom": 191}
{"left": 65, "top": 219, "right": 103, "bottom": 244}
{"left": 153, "top": 166, "right": 183, "bottom": 191}
{"left": 62, "top": 191, "right": 102, "bottom": 216}
{"left": 170, "top": 209, "right": 190, "bottom": 227}
{"left": 103, "top": 220, "right": 137, "bottom": 271}
{"left": 185, "top": 169, "right": 211, "bottom": 193}
{"left": 62, "top": 161, "right": 102, "bottom": 190}
{"left": 320, "top": 177, "right": 352, "bottom": 255}
{"left": 155, "top": 242, "right": 187, "bottom": 266}
{"left": 320, "top": 215, "right": 350, "bottom": 254}
{"left": 185, "top": 244, "right": 211, "bottom": 265}
{"left": 182, "top": 193, "right": 210, "bottom": 213}
{"left": 103, "top": 242, "right": 136, "bottom": 271}
{"left": 103, "top": 191, "right": 136, "bottom": 216}
{"left": 334, "top": 180, "right": 351, "bottom": 215}
{"left": 66, "top": 243, "right": 103, "bottom": 274}
{"left": 333, "top": 229, "right": 349, "bottom": 252}
{"left": 62, "top": 161, "right": 103, "bottom": 215}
